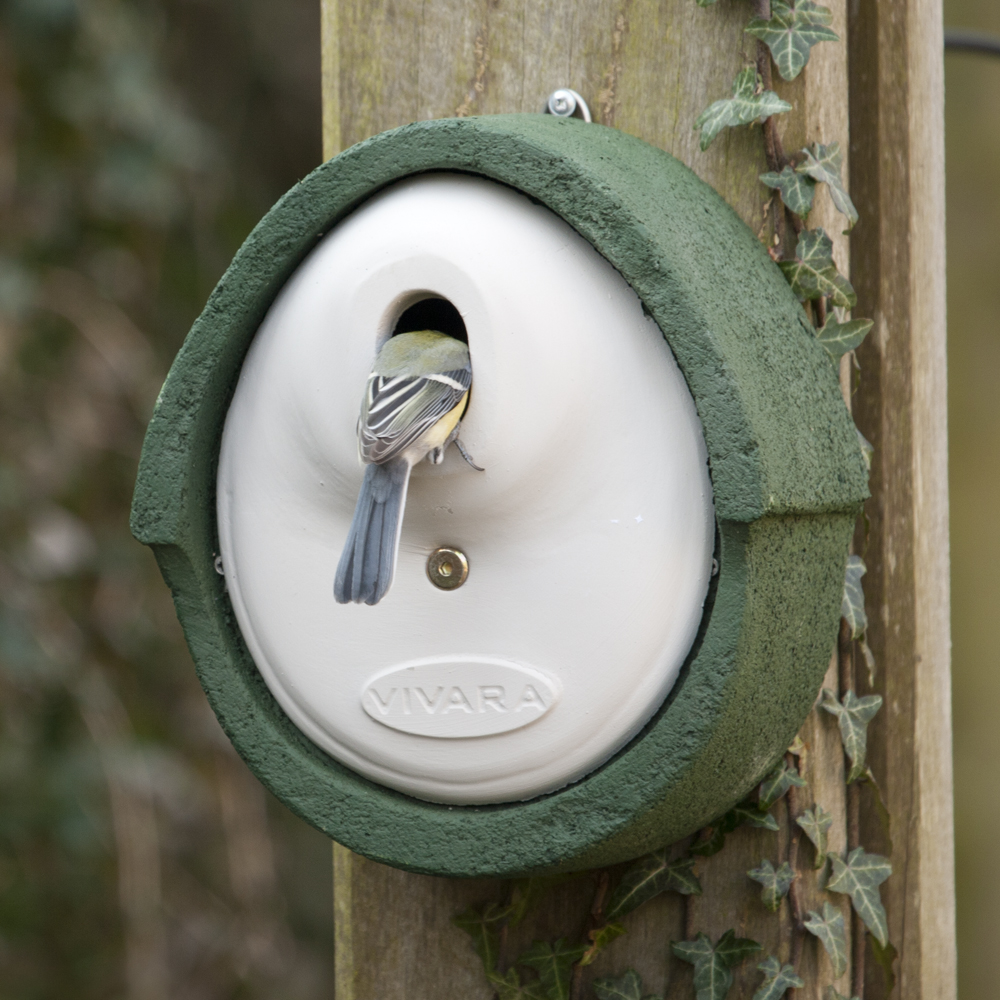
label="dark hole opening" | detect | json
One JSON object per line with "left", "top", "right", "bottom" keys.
{"left": 392, "top": 297, "right": 468, "bottom": 344}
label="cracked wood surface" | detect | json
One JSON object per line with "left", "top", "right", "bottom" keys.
{"left": 319, "top": 1, "right": 953, "bottom": 997}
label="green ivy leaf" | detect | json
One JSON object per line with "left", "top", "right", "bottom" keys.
{"left": 760, "top": 165, "right": 816, "bottom": 216}
{"left": 672, "top": 934, "right": 730, "bottom": 1000}
{"left": 714, "top": 930, "right": 764, "bottom": 968}
{"left": 519, "top": 938, "right": 586, "bottom": 1000}
{"left": 860, "top": 636, "right": 877, "bottom": 686}
{"left": 580, "top": 922, "right": 626, "bottom": 967}
{"left": 453, "top": 904, "right": 505, "bottom": 972}
{"left": 758, "top": 758, "right": 807, "bottom": 810}
{"left": 816, "top": 317, "right": 874, "bottom": 361}
{"left": 860, "top": 768, "right": 893, "bottom": 852}
{"left": 746, "top": 0, "right": 838, "bottom": 81}
{"left": 605, "top": 853, "right": 700, "bottom": 921}
{"left": 796, "top": 142, "right": 859, "bottom": 228}
{"left": 689, "top": 824, "right": 727, "bottom": 857}
{"left": 695, "top": 67, "right": 792, "bottom": 150}
{"left": 869, "top": 936, "right": 898, "bottom": 995}
{"left": 826, "top": 848, "right": 893, "bottom": 947}
{"left": 747, "top": 860, "right": 796, "bottom": 912}
{"left": 821, "top": 688, "right": 883, "bottom": 782}
{"left": 841, "top": 554, "right": 868, "bottom": 639}
{"left": 856, "top": 428, "right": 874, "bottom": 472}
{"left": 488, "top": 967, "right": 547, "bottom": 1000}
{"left": 752, "top": 956, "right": 804, "bottom": 1000}
{"left": 778, "top": 228, "right": 857, "bottom": 307}
{"left": 825, "top": 989, "right": 859, "bottom": 1000}
{"left": 592, "top": 968, "right": 663, "bottom": 1000}
{"left": 695, "top": 0, "right": 719, "bottom": 6}
{"left": 672, "top": 931, "right": 762, "bottom": 1000}
{"left": 803, "top": 901, "right": 848, "bottom": 977}
{"left": 731, "top": 802, "right": 781, "bottom": 831}
{"left": 689, "top": 799, "right": 779, "bottom": 857}
{"left": 795, "top": 805, "right": 833, "bottom": 868}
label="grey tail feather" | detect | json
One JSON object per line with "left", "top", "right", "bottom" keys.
{"left": 334, "top": 458, "right": 411, "bottom": 605}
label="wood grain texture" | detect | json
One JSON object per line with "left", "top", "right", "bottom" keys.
{"left": 319, "top": 1, "right": 951, "bottom": 996}
{"left": 848, "top": 0, "right": 956, "bottom": 997}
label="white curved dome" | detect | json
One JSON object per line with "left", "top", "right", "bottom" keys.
{"left": 216, "top": 173, "right": 714, "bottom": 804}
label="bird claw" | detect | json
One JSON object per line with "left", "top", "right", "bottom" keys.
{"left": 455, "top": 438, "right": 485, "bottom": 472}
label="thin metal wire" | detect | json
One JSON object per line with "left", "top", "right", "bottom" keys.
{"left": 945, "top": 29, "right": 1000, "bottom": 58}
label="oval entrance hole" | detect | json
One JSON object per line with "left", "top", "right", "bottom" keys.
{"left": 393, "top": 296, "right": 468, "bottom": 343}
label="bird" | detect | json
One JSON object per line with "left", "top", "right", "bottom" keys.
{"left": 334, "top": 330, "right": 482, "bottom": 606}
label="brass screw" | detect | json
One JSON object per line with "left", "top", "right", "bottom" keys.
{"left": 427, "top": 547, "right": 469, "bottom": 590}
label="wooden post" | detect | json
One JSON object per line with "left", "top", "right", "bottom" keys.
{"left": 848, "top": 2, "right": 955, "bottom": 998}
{"left": 320, "top": 2, "right": 954, "bottom": 996}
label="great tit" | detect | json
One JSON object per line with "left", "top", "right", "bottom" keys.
{"left": 334, "top": 330, "right": 480, "bottom": 606}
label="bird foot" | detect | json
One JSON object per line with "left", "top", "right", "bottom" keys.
{"left": 455, "top": 438, "right": 485, "bottom": 471}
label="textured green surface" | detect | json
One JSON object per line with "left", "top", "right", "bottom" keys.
{"left": 131, "top": 115, "right": 867, "bottom": 877}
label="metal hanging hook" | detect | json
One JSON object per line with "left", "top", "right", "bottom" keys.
{"left": 543, "top": 88, "right": 592, "bottom": 123}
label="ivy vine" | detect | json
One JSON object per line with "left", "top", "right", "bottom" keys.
{"left": 456, "top": 2, "right": 890, "bottom": 998}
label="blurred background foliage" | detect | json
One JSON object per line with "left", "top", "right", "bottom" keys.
{"left": 944, "top": 2, "right": 1000, "bottom": 999}
{"left": 0, "top": 0, "right": 997, "bottom": 997}
{"left": 0, "top": 0, "right": 330, "bottom": 997}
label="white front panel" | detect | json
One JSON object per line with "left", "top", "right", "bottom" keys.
{"left": 217, "top": 174, "right": 715, "bottom": 804}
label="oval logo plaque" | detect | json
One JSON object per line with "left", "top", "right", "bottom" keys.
{"left": 362, "top": 656, "right": 559, "bottom": 738}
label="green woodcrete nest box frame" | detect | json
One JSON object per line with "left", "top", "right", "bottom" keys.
{"left": 130, "top": 115, "right": 868, "bottom": 878}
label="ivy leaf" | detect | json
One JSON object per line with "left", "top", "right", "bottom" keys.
{"left": 869, "top": 936, "right": 898, "bottom": 995}
{"left": 695, "top": 67, "right": 792, "bottom": 150}
{"left": 758, "top": 758, "right": 806, "bottom": 810}
{"left": 796, "top": 142, "right": 859, "bottom": 228}
{"left": 747, "top": 860, "right": 796, "bottom": 912}
{"left": 826, "top": 848, "right": 893, "bottom": 946}
{"left": 795, "top": 805, "right": 833, "bottom": 868}
{"left": 488, "top": 967, "right": 547, "bottom": 1000}
{"left": 592, "top": 968, "right": 663, "bottom": 1000}
{"left": 825, "top": 990, "right": 859, "bottom": 1000}
{"left": 778, "top": 228, "right": 857, "bottom": 307}
{"left": 804, "top": 901, "right": 848, "bottom": 977}
{"left": 453, "top": 904, "right": 504, "bottom": 972}
{"left": 579, "top": 922, "right": 626, "bottom": 967}
{"left": 816, "top": 317, "right": 874, "bottom": 361}
{"left": 672, "top": 934, "right": 731, "bottom": 1000}
{"left": 672, "top": 931, "right": 762, "bottom": 1000}
{"left": 841, "top": 554, "right": 868, "bottom": 639}
{"left": 714, "top": 930, "right": 764, "bottom": 968}
{"left": 671, "top": 934, "right": 717, "bottom": 967}
{"left": 746, "top": 0, "right": 838, "bottom": 81}
{"left": 860, "top": 636, "right": 877, "bottom": 686}
{"left": 856, "top": 428, "right": 874, "bottom": 472}
{"left": 605, "top": 853, "right": 701, "bottom": 920}
{"left": 695, "top": 0, "right": 719, "bottom": 6}
{"left": 821, "top": 688, "right": 883, "bottom": 782}
{"left": 760, "top": 165, "right": 816, "bottom": 216}
{"left": 453, "top": 915, "right": 553, "bottom": 1000}
{"left": 519, "top": 938, "right": 586, "bottom": 1000}
{"left": 730, "top": 802, "right": 781, "bottom": 831}
{"left": 752, "top": 956, "right": 804, "bottom": 1000}
{"left": 690, "top": 800, "right": 779, "bottom": 857}
{"left": 689, "top": 824, "right": 727, "bottom": 857}
{"left": 860, "top": 768, "right": 893, "bottom": 852}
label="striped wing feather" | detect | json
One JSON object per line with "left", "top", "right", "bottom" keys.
{"left": 359, "top": 367, "right": 471, "bottom": 464}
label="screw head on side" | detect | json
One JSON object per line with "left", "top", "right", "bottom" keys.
{"left": 543, "top": 88, "right": 592, "bottom": 123}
